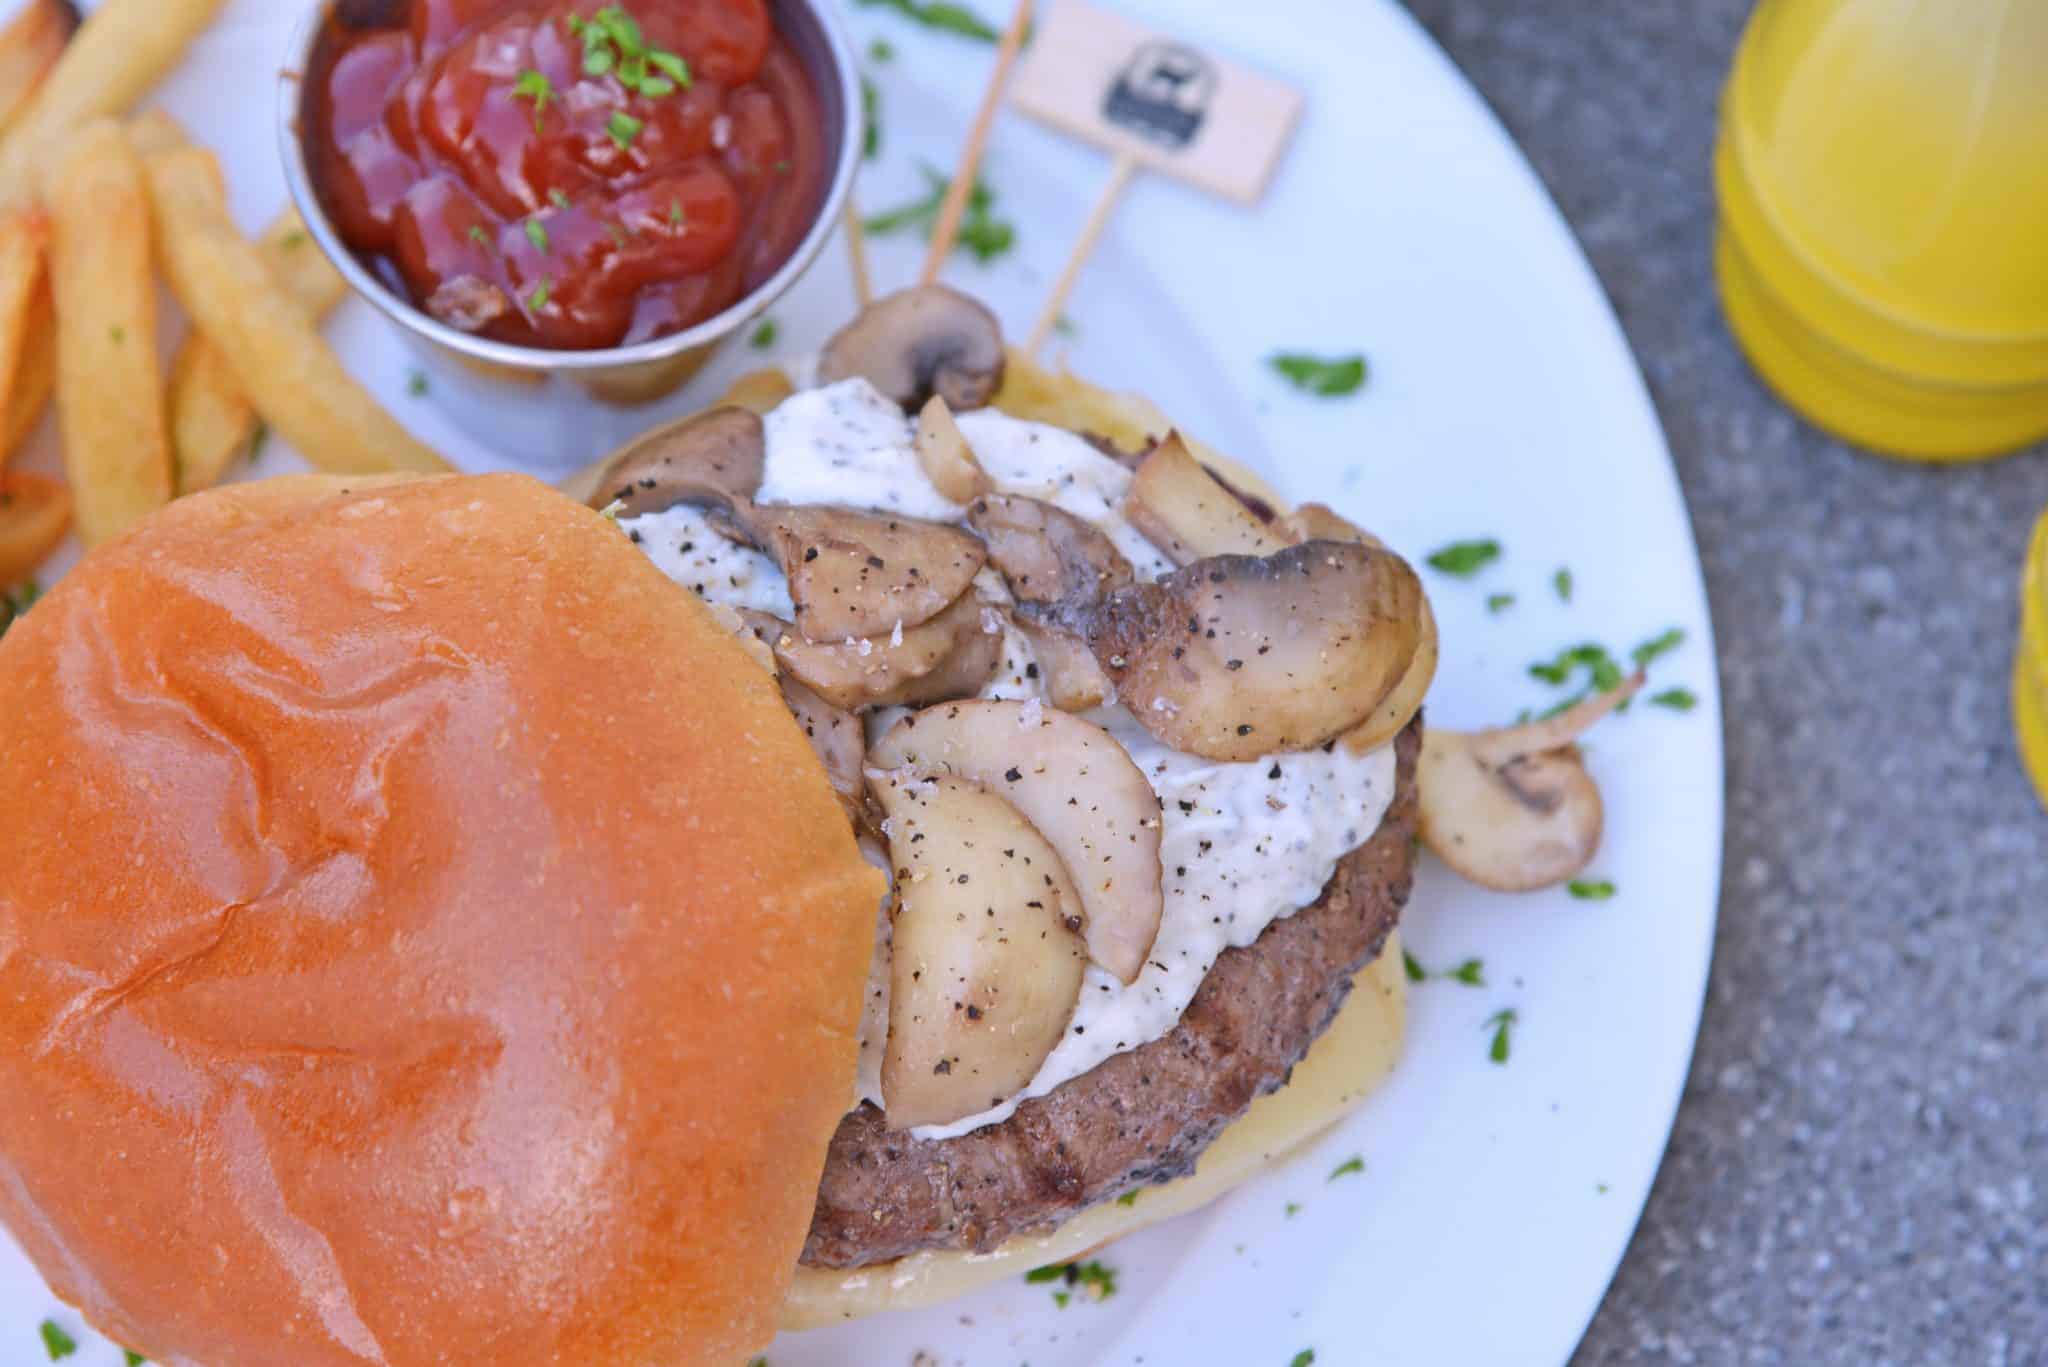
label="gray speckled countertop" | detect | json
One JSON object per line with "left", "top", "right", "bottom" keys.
{"left": 1392, "top": 2, "right": 2048, "bottom": 1362}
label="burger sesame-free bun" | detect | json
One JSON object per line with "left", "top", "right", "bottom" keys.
{"left": 0, "top": 474, "right": 887, "bottom": 1366}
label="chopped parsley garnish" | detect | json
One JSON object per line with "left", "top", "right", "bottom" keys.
{"left": 1631, "top": 626, "right": 1686, "bottom": 668}
{"left": 528, "top": 277, "right": 553, "bottom": 311}
{"left": 279, "top": 230, "right": 308, "bottom": 250}
{"left": 1402, "top": 948, "right": 1426, "bottom": 983}
{"left": 126, "top": 1354, "right": 148, "bottom": 1366}
{"left": 750, "top": 318, "right": 778, "bottom": 349}
{"left": 669, "top": 198, "right": 685, "bottom": 227}
{"left": 607, "top": 110, "right": 645, "bottom": 149}
{"left": 244, "top": 420, "right": 270, "bottom": 466}
{"left": 2, "top": 577, "right": 41, "bottom": 639}
{"left": 1596, "top": 1182, "right": 1612, "bottom": 1194}
{"left": 569, "top": 8, "right": 693, "bottom": 92}
{"left": 1327, "top": 1155, "right": 1365, "bottom": 1181}
{"left": 1115, "top": 1188, "right": 1141, "bottom": 1207}
{"left": 1425, "top": 538, "right": 1501, "bottom": 577}
{"left": 1053, "top": 313, "right": 1078, "bottom": 337}
{"left": 513, "top": 69, "right": 554, "bottom": 129}
{"left": 869, "top": 37, "right": 896, "bottom": 61}
{"left": 856, "top": 0, "right": 1000, "bottom": 42}
{"left": 1568, "top": 879, "right": 1616, "bottom": 901}
{"left": 109, "top": 324, "right": 125, "bottom": 344}
{"left": 1291, "top": 1353, "right": 1317, "bottom": 1367}
{"left": 1268, "top": 352, "right": 1368, "bottom": 398}
{"left": 1649, "top": 686, "right": 1698, "bottom": 712}
{"left": 1285, "top": 1201, "right": 1302, "bottom": 1217}
{"left": 1530, "top": 642, "right": 1624, "bottom": 693}
{"left": 1486, "top": 592, "right": 1516, "bottom": 613}
{"left": 550, "top": 188, "right": 572, "bottom": 209}
{"left": 524, "top": 218, "right": 551, "bottom": 254}
{"left": 863, "top": 162, "right": 1015, "bottom": 262}
{"left": 1485, "top": 1008, "right": 1518, "bottom": 1064}
{"left": 406, "top": 370, "right": 429, "bottom": 397}
{"left": 1447, "top": 958, "right": 1485, "bottom": 986}
{"left": 467, "top": 224, "right": 492, "bottom": 251}
{"left": 860, "top": 75, "right": 881, "bottom": 160}
{"left": 1554, "top": 566, "right": 1574, "bottom": 602}
{"left": 1025, "top": 1259, "right": 1118, "bottom": 1305}
{"left": 39, "top": 1320, "right": 76, "bottom": 1360}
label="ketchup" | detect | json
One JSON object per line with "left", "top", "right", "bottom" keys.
{"left": 303, "top": 0, "right": 830, "bottom": 351}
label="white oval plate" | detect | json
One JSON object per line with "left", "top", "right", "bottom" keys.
{"left": 3, "top": 1, "right": 1723, "bottom": 1363}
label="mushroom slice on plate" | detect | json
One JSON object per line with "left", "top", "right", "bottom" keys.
{"left": 871, "top": 772, "right": 1089, "bottom": 1130}
{"left": 966, "top": 493, "right": 1133, "bottom": 625}
{"left": 1014, "top": 616, "right": 1114, "bottom": 712}
{"left": 818, "top": 284, "right": 1007, "bottom": 413}
{"left": 1418, "top": 675, "right": 1642, "bottom": 893}
{"left": 1083, "top": 540, "right": 1424, "bottom": 763}
{"left": 736, "top": 503, "right": 988, "bottom": 643}
{"left": 1123, "top": 432, "right": 1292, "bottom": 566}
{"left": 760, "top": 593, "right": 990, "bottom": 711}
{"left": 870, "top": 700, "right": 1163, "bottom": 985}
{"left": 571, "top": 406, "right": 765, "bottom": 516}
{"left": 915, "top": 396, "right": 993, "bottom": 503}
{"left": 1278, "top": 501, "right": 1388, "bottom": 550}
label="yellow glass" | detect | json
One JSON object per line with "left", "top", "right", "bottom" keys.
{"left": 1716, "top": 0, "right": 2048, "bottom": 460}
{"left": 2020, "top": 511, "right": 2048, "bottom": 811}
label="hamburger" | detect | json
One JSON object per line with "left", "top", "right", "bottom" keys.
{"left": 0, "top": 285, "right": 1505, "bottom": 1361}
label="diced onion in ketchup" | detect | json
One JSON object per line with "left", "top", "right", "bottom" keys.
{"left": 305, "top": 0, "right": 824, "bottom": 351}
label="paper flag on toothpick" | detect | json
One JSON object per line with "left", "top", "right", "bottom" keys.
{"left": 1009, "top": 0, "right": 1307, "bottom": 349}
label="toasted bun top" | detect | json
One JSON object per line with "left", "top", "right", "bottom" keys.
{"left": 0, "top": 474, "right": 886, "bottom": 1366}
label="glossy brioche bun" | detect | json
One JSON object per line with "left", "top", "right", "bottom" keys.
{"left": 0, "top": 474, "right": 887, "bottom": 1367}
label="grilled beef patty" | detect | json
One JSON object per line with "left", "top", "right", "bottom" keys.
{"left": 803, "top": 717, "right": 1422, "bottom": 1268}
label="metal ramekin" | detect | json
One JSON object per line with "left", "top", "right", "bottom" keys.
{"left": 277, "top": 0, "right": 861, "bottom": 468}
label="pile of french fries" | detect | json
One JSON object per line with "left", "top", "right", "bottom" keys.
{"left": 0, "top": 0, "right": 446, "bottom": 600}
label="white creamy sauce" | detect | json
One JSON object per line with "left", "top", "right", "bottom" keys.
{"left": 621, "top": 379, "right": 1396, "bottom": 1140}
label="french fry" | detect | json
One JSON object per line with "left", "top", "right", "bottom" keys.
{"left": 0, "top": 469, "right": 71, "bottom": 584}
{"left": 0, "top": 0, "right": 79, "bottom": 139}
{"left": 0, "top": 282, "right": 52, "bottom": 461}
{"left": 0, "top": 0, "right": 225, "bottom": 207}
{"left": 171, "top": 207, "right": 350, "bottom": 495}
{"left": 145, "top": 147, "right": 447, "bottom": 478}
{"left": 0, "top": 207, "right": 49, "bottom": 467}
{"left": 48, "top": 119, "right": 169, "bottom": 545}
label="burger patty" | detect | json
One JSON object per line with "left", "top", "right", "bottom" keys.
{"left": 803, "top": 716, "right": 1422, "bottom": 1268}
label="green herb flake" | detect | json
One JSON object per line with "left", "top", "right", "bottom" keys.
{"left": 868, "top": 37, "right": 896, "bottom": 61}
{"left": 245, "top": 420, "right": 270, "bottom": 466}
{"left": 524, "top": 218, "right": 551, "bottom": 254}
{"left": 528, "top": 277, "right": 553, "bottom": 312}
{"left": 280, "top": 229, "right": 309, "bottom": 250}
{"left": 1649, "top": 687, "right": 1699, "bottom": 712}
{"left": 1327, "top": 1155, "right": 1365, "bottom": 1181}
{"left": 1486, "top": 592, "right": 1516, "bottom": 614}
{"left": 1402, "top": 948, "right": 1426, "bottom": 983}
{"left": 669, "top": 198, "right": 685, "bottom": 227}
{"left": 1448, "top": 958, "right": 1485, "bottom": 986}
{"left": 1425, "top": 539, "right": 1501, "bottom": 577}
{"left": 856, "top": 0, "right": 1000, "bottom": 42}
{"left": 1027, "top": 1259, "right": 1118, "bottom": 1305}
{"left": 1024, "top": 1265, "right": 1066, "bottom": 1284}
{"left": 1053, "top": 313, "right": 1078, "bottom": 338}
{"left": 860, "top": 76, "right": 881, "bottom": 160}
{"left": 406, "top": 370, "right": 429, "bottom": 397}
{"left": 467, "top": 224, "right": 492, "bottom": 251}
{"left": 109, "top": 325, "right": 125, "bottom": 344}
{"left": 1485, "top": 1008, "right": 1518, "bottom": 1064}
{"left": 550, "top": 189, "right": 572, "bottom": 209}
{"left": 1631, "top": 627, "right": 1686, "bottom": 668}
{"left": 513, "top": 69, "right": 554, "bottom": 129}
{"left": 1291, "top": 1353, "right": 1317, "bottom": 1367}
{"left": 1114, "top": 1189, "right": 1141, "bottom": 1207}
{"left": 1284, "top": 1201, "right": 1302, "bottom": 1218}
{"left": 1053, "top": 1290, "right": 1071, "bottom": 1309}
{"left": 647, "top": 50, "right": 692, "bottom": 87}
{"left": 1268, "top": 352, "right": 1368, "bottom": 398}
{"left": 1568, "top": 879, "right": 1617, "bottom": 901}
{"left": 746, "top": 1358, "right": 767, "bottom": 1367}
{"left": 39, "top": 1320, "right": 77, "bottom": 1360}
{"left": 863, "top": 162, "right": 1015, "bottom": 263}
{"left": 1554, "top": 566, "right": 1574, "bottom": 602}
{"left": 607, "top": 110, "right": 645, "bottom": 150}
{"left": 750, "top": 319, "right": 779, "bottom": 350}
{"left": 125, "top": 1354, "right": 147, "bottom": 1366}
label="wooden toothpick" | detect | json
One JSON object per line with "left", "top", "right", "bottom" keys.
{"left": 920, "top": 0, "right": 1034, "bottom": 284}
{"left": 842, "top": 198, "right": 874, "bottom": 308}
{"left": 1025, "top": 151, "right": 1136, "bottom": 353}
